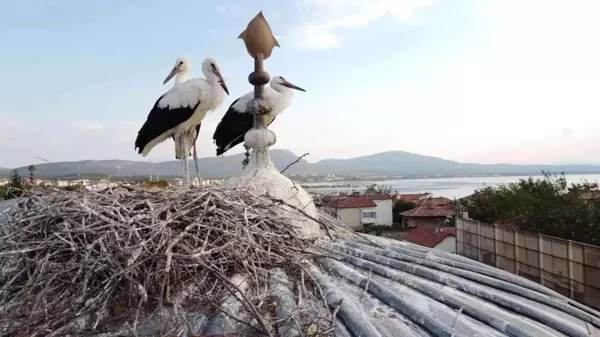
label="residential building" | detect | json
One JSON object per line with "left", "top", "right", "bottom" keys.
{"left": 86, "top": 179, "right": 119, "bottom": 191}
{"left": 394, "top": 192, "right": 432, "bottom": 205}
{"left": 400, "top": 197, "right": 454, "bottom": 228}
{"left": 324, "top": 196, "right": 377, "bottom": 230}
{"left": 324, "top": 193, "right": 393, "bottom": 230}
{"left": 362, "top": 194, "right": 393, "bottom": 226}
{"left": 402, "top": 227, "right": 456, "bottom": 253}
{"left": 21, "top": 178, "right": 43, "bottom": 185}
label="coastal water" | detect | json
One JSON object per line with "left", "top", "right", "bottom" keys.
{"left": 302, "top": 174, "right": 600, "bottom": 199}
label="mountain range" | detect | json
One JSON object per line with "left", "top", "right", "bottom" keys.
{"left": 2, "top": 150, "right": 600, "bottom": 180}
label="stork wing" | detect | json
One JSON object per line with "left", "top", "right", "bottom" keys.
{"left": 213, "top": 98, "right": 251, "bottom": 156}
{"left": 157, "top": 78, "right": 206, "bottom": 110}
{"left": 135, "top": 80, "right": 206, "bottom": 156}
{"left": 213, "top": 98, "right": 278, "bottom": 156}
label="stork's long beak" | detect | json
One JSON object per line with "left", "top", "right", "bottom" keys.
{"left": 216, "top": 71, "right": 229, "bottom": 95}
{"left": 282, "top": 81, "right": 306, "bottom": 92}
{"left": 163, "top": 67, "right": 180, "bottom": 85}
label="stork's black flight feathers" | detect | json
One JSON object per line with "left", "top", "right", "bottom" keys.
{"left": 135, "top": 95, "right": 201, "bottom": 156}
{"left": 212, "top": 98, "right": 276, "bottom": 156}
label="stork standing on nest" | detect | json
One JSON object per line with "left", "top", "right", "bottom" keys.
{"left": 212, "top": 76, "right": 305, "bottom": 167}
{"left": 135, "top": 57, "right": 229, "bottom": 186}
{"left": 161, "top": 57, "right": 203, "bottom": 182}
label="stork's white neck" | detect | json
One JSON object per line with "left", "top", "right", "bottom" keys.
{"left": 208, "top": 82, "right": 226, "bottom": 110}
{"left": 175, "top": 69, "right": 189, "bottom": 85}
{"left": 272, "top": 87, "right": 293, "bottom": 115}
{"left": 203, "top": 70, "right": 220, "bottom": 85}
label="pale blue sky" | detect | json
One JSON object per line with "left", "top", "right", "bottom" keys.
{"left": 1, "top": 0, "right": 599, "bottom": 168}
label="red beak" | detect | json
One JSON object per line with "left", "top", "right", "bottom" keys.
{"left": 163, "top": 67, "right": 180, "bottom": 85}
{"left": 283, "top": 81, "right": 306, "bottom": 92}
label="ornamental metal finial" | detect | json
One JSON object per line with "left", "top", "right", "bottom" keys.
{"left": 238, "top": 11, "right": 280, "bottom": 60}
{"left": 239, "top": 11, "right": 278, "bottom": 167}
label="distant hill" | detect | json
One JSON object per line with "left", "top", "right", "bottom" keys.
{"left": 313, "top": 151, "right": 600, "bottom": 176}
{"left": 1, "top": 150, "right": 310, "bottom": 179}
{"left": 2, "top": 149, "right": 600, "bottom": 180}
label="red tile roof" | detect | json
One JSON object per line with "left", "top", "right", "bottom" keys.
{"left": 403, "top": 227, "right": 456, "bottom": 248}
{"left": 401, "top": 205, "right": 454, "bottom": 217}
{"left": 327, "top": 196, "right": 377, "bottom": 209}
{"left": 396, "top": 193, "right": 430, "bottom": 202}
{"left": 421, "top": 197, "right": 452, "bottom": 207}
{"left": 400, "top": 197, "right": 454, "bottom": 217}
{"left": 362, "top": 194, "right": 393, "bottom": 201}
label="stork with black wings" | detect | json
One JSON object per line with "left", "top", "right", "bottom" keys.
{"left": 212, "top": 76, "right": 305, "bottom": 167}
{"left": 135, "top": 57, "right": 229, "bottom": 185}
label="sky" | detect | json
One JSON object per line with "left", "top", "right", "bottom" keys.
{"left": 1, "top": 0, "right": 600, "bottom": 168}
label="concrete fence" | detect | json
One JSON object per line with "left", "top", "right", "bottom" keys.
{"left": 456, "top": 217, "right": 600, "bottom": 311}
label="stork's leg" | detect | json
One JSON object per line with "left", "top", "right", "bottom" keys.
{"left": 184, "top": 134, "right": 191, "bottom": 186}
{"left": 179, "top": 137, "right": 186, "bottom": 184}
{"left": 177, "top": 134, "right": 184, "bottom": 184}
{"left": 192, "top": 142, "right": 200, "bottom": 185}
{"left": 192, "top": 127, "right": 201, "bottom": 185}
{"left": 179, "top": 133, "right": 189, "bottom": 187}
{"left": 181, "top": 157, "right": 185, "bottom": 185}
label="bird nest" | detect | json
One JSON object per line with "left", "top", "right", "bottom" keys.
{"left": 0, "top": 186, "right": 329, "bottom": 336}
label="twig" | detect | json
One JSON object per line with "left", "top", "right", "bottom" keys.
{"left": 36, "top": 156, "right": 80, "bottom": 177}
{"left": 280, "top": 153, "right": 309, "bottom": 174}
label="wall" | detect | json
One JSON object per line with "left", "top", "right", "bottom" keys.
{"left": 456, "top": 217, "right": 600, "bottom": 311}
{"left": 434, "top": 236, "right": 456, "bottom": 253}
{"left": 405, "top": 216, "right": 449, "bottom": 228}
{"left": 336, "top": 207, "right": 377, "bottom": 230}
{"left": 373, "top": 199, "right": 393, "bottom": 226}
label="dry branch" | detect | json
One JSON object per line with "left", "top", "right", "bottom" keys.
{"left": 280, "top": 153, "right": 309, "bottom": 174}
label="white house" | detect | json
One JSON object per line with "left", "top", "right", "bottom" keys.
{"left": 362, "top": 194, "right": 393, "bottom": 227}
{"left": 324, "top": 194, "right": 393, "bottom": 230}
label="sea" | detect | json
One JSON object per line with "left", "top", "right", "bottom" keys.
{"left": 302, "top": 174, "right": 600, "bottom": 199}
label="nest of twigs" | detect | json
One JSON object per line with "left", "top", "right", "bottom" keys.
{"left": 0, "top": 186, "right": 326, "bottom": 336}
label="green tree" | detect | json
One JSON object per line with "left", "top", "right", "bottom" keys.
{"left": 364, "top": 184, "right": 392, "bottom": 194}
{"left": 464, "top": 171, "right": 600, "bottom": 245}
{"left": 1, "top": 170, "right": 26, "bottom": 200}
{"left": 393, "top": 199, "right": 416, "bottom": 223}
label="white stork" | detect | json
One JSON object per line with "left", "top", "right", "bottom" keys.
{"left": 135, "top": 57, "right": 229, "bottom": 185}
{"left": 212, "top": 76, "right": 305, "bottom": 159}
{"left": 161, "top": 57, "right": 202, "bottom": 182}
